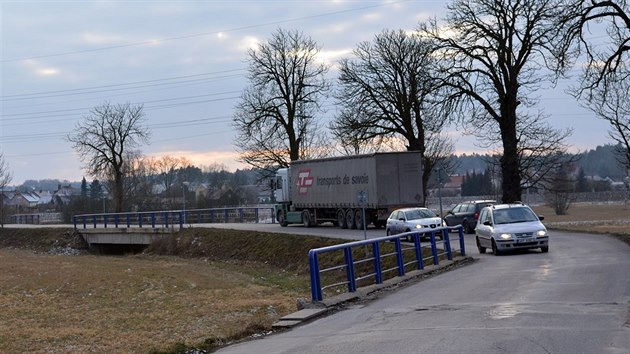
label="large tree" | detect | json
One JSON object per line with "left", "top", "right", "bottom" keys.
{"left": 559, "top": 0, "right": 630, "bottom": 92}
{"left": 234, "top": 28, "right": 330, "bottom": 174}
{"left": 422, "top": 0, "right": 571, "bottom": 203}
{"left": 559, "top": 0, "right": 630, "bottom": 171}
{"left": 331, "top": 29, "right": 454, "bottom": 202}
{"left": 67, "top": 102, "right": 150, "bottom": 212}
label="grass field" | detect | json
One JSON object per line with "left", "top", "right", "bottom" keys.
{"left": 0, "top": 202, "right": 628, "bottom": 353}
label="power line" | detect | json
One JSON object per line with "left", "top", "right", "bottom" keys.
{"left": 1, "top": 70, "right": 245, "bottom": 101}
{"left": 2, "top": 1, "right": 410, "bottom": 63}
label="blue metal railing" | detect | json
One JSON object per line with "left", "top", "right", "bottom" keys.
{"left": 73, "top": 206, "right": 276, "bottom": 229}
{"left": 308, "top": 226, "right": 465, "bottom": 302}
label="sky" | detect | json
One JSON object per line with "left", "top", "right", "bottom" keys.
{"left": 0, "top": 0, "right": 613, "bottom": 185}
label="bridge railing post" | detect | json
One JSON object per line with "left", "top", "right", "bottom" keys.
{"left": 458, "top": 226, "right": 466, "bottom": 256}
{"left": 444, "top": 228, "right": 452, "bottom": 260}
{"left": 413, "top": 233, "right": 424, "bottom": 270}
{"left": 308, "top": 250, "right": 322, "bottom": 302}
{"left": 430, "top": 232, "right": 439, "bottom": 265}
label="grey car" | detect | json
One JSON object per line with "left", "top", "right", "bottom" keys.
{"left": 443, "top": 200, "right": 496, "bottom": 234}
{"left": 475, "top": 203, "right": 549, "bottom": 255}
{"left": 386, "top": 207, "right": 443, "bottom": 239}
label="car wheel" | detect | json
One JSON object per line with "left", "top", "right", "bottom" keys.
{"left": 476, "top": 236, "right": 486, "bottom": 254}
{"left": 541, "top": 246, "right": 549, "bottom": 253}
{"left": 491, "top": 239, "right": 501, "bottom": 256}
{"left": 386, "top": 229, "right": 392, "bottom": 236}
{"left": 463, "top": 221, "right": 473, "bottom": 234}
{"left": 337, "top": 209, "right": 347, "bottom": 229}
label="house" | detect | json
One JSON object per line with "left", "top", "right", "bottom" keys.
{"left": 10, "top": 191, "right": 40, "bottom": 208}
{"left": 442, "top": 175, "right": 464, "bottom": 196}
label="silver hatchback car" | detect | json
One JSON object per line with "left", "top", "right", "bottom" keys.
{"left": 475, "top": 203, "right": 549, "bottom": 255}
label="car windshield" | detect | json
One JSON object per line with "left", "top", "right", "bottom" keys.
{"left": 492, "top": 207, "right": 538, "bottom": 224}
{"left": 405, "top": 209, "right": 437, "bottom": 220}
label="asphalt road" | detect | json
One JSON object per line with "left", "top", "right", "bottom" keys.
{"left": 216, "top": 227, "right": 630, "bottom": 354}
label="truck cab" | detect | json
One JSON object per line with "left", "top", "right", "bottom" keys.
{"left": 274, "top": 168, "right": 290, "bottom": 203}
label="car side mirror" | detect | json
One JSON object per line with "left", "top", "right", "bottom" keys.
{"left": 448, "top": 211, "right": 454, "bottom": 215}
{"left": 483, "top": 221, "right": 492, "bottom": 226}
{"left": 399, "top": 218, "right": 406, "bottom": 222}
{"left": 538, "top": 215, "right": 545, "bottom": 221}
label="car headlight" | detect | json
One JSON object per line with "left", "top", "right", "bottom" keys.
{"left": 537, "top": 230, "right": 547, "bottom": 237}
{"left": 499, "top": 233, "right": 512, "bottom": 240}
{"left": 415, "top": 224, "right": 423, "bottom": 229}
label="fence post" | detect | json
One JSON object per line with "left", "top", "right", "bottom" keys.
{"left": 164, "top": 212, "right": 169, "bottom": 228}
{"left": 413, "top": 233, "right": 424, "bottom": 270}
{"left": 430, "top": 232, "right": 439, "bottom": 265}
{"left": 224, "top": 209, "right": 229, "bottom": 223}
{"left": 395, "top": 238, "right": 405, "bottom": 276}
{"left": 255, "top": 208, "right": 259, "bottom": 223}
{"left": 114, "top": 214, "right": 120, "bottom": 228}
{"left": 344, "top": 247, "right": 357, "bottom": 292}
{"left": 443, "top": 228, "right": 452, "bottom": 260}
{"left": 151, "top": 213, "right": 156, "bottom": 228}
{"left": 103, "top": 215, "right": 108, "bottom": 228}
{"left": 308, "top": 250, "right": 322, "bottom": 302}
{"left": 239, "top": 208, "right": 244, "bottom": 222}
{"left": 372, "top": 241, "right": 383, "bottom": 284}
{"left": 92, "top": 215, "right": 97, "bottom": 229}
{"left": 458, "top": 226, "right": 466, "bottom": 256}
{"left": 271, "top": 208, "right": 276, "bottom": 224}
{"left": 126, "top": 214, "right": 131, "bottom": 228}
{"left": 138, "top": 213, "right": 143, "bottom": 228}
{"left": 179, "top": 211, "right": 184, "bottom": 229}
{"left": 82, "top": 216, "right": 87, "bottom": 229}
{"left": 73, "top": 216, "right": 77, "bottom": 229}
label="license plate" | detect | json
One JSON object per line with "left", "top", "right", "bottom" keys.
{"left": 517, "top": 238, "right": 533, "bottom": 243}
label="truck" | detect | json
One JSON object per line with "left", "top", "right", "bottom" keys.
{"left": 273, "top": 151, "right": 424, "bottom": 228}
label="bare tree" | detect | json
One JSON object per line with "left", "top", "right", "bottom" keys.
{"left": 153, "top": 155, "right": 192, "bottom": 191}
{"left": 67, "top": 102, "right": 150, "bottom": 212}
{"left": 234, "top": 28, "right": 330, "bottom": 176}
{"left": 422, "top": 0, "right": 570, "bottom": 203}
{"left": 0, "top": 153, "right": 13, "bottom": 228}
{"left": 559, "top": 0, "right": 630, "bottom": 92}
{"left": 558, "top": 1, "right": 630, "bottom": 170}
{"left": 331, "top": 29, "right": 453, "bottom": 202}
{"left": 584, "top": 74, "right": 630, "bottom": 170}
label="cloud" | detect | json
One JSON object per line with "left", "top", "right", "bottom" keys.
{"left": 236, "top": 36, "right": 260, "bottom": 52}
{"left": 148, "top": 150, "right": 246, "bottom": 171}
{"left": 20, "top": 59, "right": 61, "bottom": 77}
{"left": 81, "top": 32, "right": 123, "bottom": 45}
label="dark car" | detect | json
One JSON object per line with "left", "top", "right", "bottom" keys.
{"left": 443, "top": 200, "right": 495, "bottom": 234}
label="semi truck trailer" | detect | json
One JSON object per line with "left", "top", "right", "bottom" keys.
{"left": 273, "top": 151, "right": 424, "bottom": 228}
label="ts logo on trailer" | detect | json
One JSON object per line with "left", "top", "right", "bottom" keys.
{"left": 296, "top": 169, "right": 314, "bottom": 195}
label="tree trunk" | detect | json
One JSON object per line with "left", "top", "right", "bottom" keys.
{"left": 499, "top": 112, "right": 522, "bottom": 203}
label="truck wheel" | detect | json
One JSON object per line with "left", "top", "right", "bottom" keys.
{"left": 354, "top": 209, "right": 365, "bottom": 230}
{"left": 278, "top": 211, "right": 288, "bottom": 227}
{"left": 302, "top": 210, "right": 311, "bottom": 228}
{"left": 346, "top": 209, "right": 357, "bottom": 229}
{"left": 337, "top": 209, "right": 347, "bottom": 229}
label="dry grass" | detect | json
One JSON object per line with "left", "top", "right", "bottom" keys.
{"left": 0, "top": 249, "right": 306, "bottom": 353}
{"left": 532, "top": 203, "right": 630, "bottom": 244}
{"left": 0, "top": 228, "right": 348, "bottom": 353}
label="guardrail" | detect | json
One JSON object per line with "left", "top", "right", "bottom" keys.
{"left": 73, "top": 206, "right": 275, "bottom": 229}
{"left": 308, "top": 226, "right": 465, "bottom": 302}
